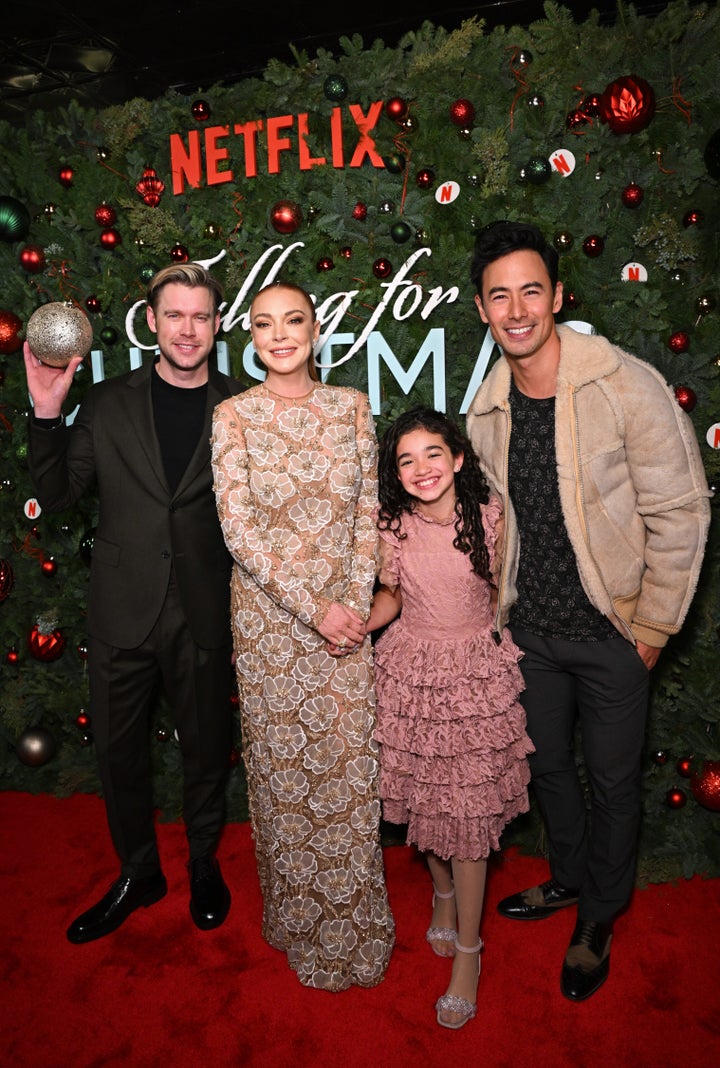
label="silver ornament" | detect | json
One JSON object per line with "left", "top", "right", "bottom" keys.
{"left": 26, "top": 301, "right": 93, "bottom": 367}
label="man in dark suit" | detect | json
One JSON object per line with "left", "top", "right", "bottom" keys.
{"left": 24, "top": 263, "right": 244, "bottom": 943}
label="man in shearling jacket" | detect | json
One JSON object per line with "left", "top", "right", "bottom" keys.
{"left": 24, "top": 263, "right": 244, "bottom": 944}
{"left": 466, "top": 220, "right": 711, "bottom": 1001}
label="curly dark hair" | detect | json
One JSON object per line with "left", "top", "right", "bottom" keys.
{"left": 377, "top": 406, "right": 492, "bottom": 581}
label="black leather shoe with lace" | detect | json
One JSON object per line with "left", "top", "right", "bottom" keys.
{"left": 496, "top": 878, "right": 580, "bottom": 920}
{"left": 66, "top": 872, "right": 167, "bottom": 944}
{"left": 189, "top": 856, "right": 231, "bottom": 930}
{"left": 560, "top": 918, "right": 614, "bottom": 1001}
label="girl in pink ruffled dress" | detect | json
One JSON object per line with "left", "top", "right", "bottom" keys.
{"left": 366, "top": 406, "right": 534, "bottom": 1029}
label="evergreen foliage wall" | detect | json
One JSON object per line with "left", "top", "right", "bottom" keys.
{"left": 0, "top": 0, "right": 718, "bottom": 881}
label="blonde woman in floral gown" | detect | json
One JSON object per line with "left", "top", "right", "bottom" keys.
{"left": 211, "top": 281, "right": 394, "bottom": 990}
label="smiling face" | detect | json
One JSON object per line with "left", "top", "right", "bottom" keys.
{"left": 396, "top": 427, "right": 463, "bottom": 519}
{"left": 146, "top": 282, "right": 220, "bottom": 386}
{"left": 250, "top": 284, "right": 320, "bottom": 394}
{"left": 474, "top": 248, "right": 563, "bottom": 366}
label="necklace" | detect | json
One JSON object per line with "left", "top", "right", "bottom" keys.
{"left": 261, "top": 382, "right": 317, "bottom": 402}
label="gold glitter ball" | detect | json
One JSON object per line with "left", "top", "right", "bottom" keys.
{"left": 26, "top": 302, "right": 93, "bottom": 367}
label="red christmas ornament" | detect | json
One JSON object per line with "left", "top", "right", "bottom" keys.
{"left": 170, "top": 242, "right": 189, "bottom": 263}
{"left": 599, "top": 75, "right": 656, "bottom": 134}
{"left": 674, "top": 385, "right": 697, "bottom": 412}
{"left": 191, "top": 99, "right": 211, "bottom": 121}
{"left": 668, "top": 331, "right": 690, "bottom": 354}
{"left": 76, "top": 642, "right": 88, "bottom": 660}
{"left": 682, "top": 209, "right": 702, "bottom": 227}
{"left": 582, "top": 235, "right": 604, "bottom": 257}
{"left": 0, "top": 310, "right": 23, "bottom": 354}
{"left": 372, "top": 258, "right": 393, "bottom": 279}
{"left": 316, "top": 257, "right": 334, "bottom": 272}
{"left": 690, "top": 760, "right": 720, "bottom": 811}
{"left": 621, "top": 182, "right": 644, "bottom": 208}
{"left": 0, "top": 558, "right": 14, "bottom": 601}
{"left": 676, "top": 756, "right": 693, "bottom": 777}
{"left": 564, "top": 291, "right": 582, "bottom": 311}
{"left": 566, "top": 109, "right": 590, "bottom": 131}
{"left": 666, "top": 786, "right": 687, "bottom": 809}
{"left": 58, "top": 165, "right": 74, "bottom": 188}
{"left": 270, "top": 200, "right": 303, "bottom": 235}
{"left": 19, "top": 245, "right": 46, "bottom": 273}
{"left": 28, "top": 621, "right": 66, "bottom": 662}
{"left": 135, "top": 167, "right": 165, "bottom": 207}
{"left": 352, "top": 201, "right": 367, "bottom": 222}
{"left": 100, "top": 228, "right": 122, "bottom": 251}
{"left": 76, "top": 711, "right": 91, "bottom": 728}
{"left": 339, "top": 246, "right": 352, "bottom": 259}
{"left": 94, "top": 202, "right": 117, "bottom": 228}
{"left": 653, "top": 750, "right": 669, "bottom": 765}
{"left": 41, "top": 557, "right": 57, "bottom": 577}
{"left": 416, "top": 168, "right": 436, "bottom": 190}
{"left": 85, "top": 295, "right": 102, "bottom": 313}
{"left": 582, "top": 93, "right": 602, "bottom": 116}
{"left": 6, "top": 646, "right": 19, "bottom": 665}
{"left": 385, "top": 97, "right": 408, "bottom": 122}
{"left": 450, "top": 98, "right": 475, "bottom": 127}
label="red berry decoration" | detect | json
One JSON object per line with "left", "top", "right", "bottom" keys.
{"left": 352, "top": 201, "right": 368, "bottom": 222}
{"left": 582, "top": 235, "right": 604, "bottom": 257}
{"left": 416, "top": 168, "right": 435, "bottom": 190}
{"left": 270, "top": 200, "right": 303, "bottom": 235}
{"left": 690, "top": 760, "right": 720, "bottom": 811}
{"left": 449, "top": 98, "right": 475, "bottom": 127}
{"left": 19, "top": 245, "right": 46, "bottom": 273}
{"left": 385, "top": 97, "right": 408, "bottom": 122}
{"left": 58, "top": 165, "right": 74, "bottom": 188}
{"left": 598, "top": 74, "right": 656, "bottom": 134}
{"left": 135, "top": 167, "right": 165, "bottom": 207}
{"left": 372, "top": 258, "right": 393, "bottom": 279}
{"left": 666, "top": 786, "right": 687, "bottom": 809}
{"left": 94, "top": 202, "right": 117, "bottom": 227}
{"left": 191, "top": 99, "right": 210, "bottom": 121}
{"left": 683, "top": 209, "right": 702, "bottom": 227}
{"left": 0, "top": 310, "right": 23, "bottom": 354}
{"left": 668, "top": 331, "right": 690, "bottom": 354}
{"left": 100, "top": 228, "right": 122, "bottom": 250}
{"left": 621, "top": 182, "right": 644, "bottom": 208}
{"left": 673, "top": 385, "right": 697, "bottom": 412}
{"left": 170, "top": 242, "right": 189, "bottom": 263}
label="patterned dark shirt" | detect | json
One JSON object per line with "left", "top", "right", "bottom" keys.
{"left": 507, "top": 379, "right": 617, "bottom": 640}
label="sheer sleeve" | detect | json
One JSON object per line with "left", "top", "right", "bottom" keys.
{"left": 340, "top": 391, "right": 380, "bottom": 619}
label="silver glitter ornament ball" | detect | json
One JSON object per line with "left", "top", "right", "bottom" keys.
{"left": 26, "top": 301, "right": 93, "bottom": 367}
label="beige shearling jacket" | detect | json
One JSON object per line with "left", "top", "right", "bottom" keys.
{"left": 466, "top": 324, "right": 712, "bottom": 648}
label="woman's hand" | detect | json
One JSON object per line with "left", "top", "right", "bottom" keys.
{"left": 317, "top": 602, "right": 365, "bottom": 650}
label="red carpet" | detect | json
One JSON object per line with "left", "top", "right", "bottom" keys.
{"left": 1, "top": 791, "right": 718, "bottom": 1067}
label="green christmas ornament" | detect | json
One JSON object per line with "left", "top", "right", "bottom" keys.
{"left": 100, "top": 325, "right": 118, "bottom": 345}
{"left": 525, "top": 157, "right": 552, "bottom": 185}
{"left": 0, "top": 195, "right": 31, "bottom": 242}
{"left": 390, "top": 221, "right": 413, "bottom": 244}
{"left": 323, "top": 75, "right": 348, "bottom": 102}
{"left": 383, "top": 154, "right": 406, "bottom": 174}
{"left": 139, "top": 264, "right": 157, "bottom": 283}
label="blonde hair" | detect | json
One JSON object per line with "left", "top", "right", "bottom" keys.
{"left": 147, "top": 263, "right": 224, "bottom": 313}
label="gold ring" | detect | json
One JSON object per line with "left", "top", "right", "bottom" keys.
{"left": 338, "top": 637, "right": 347, "bottom": 648}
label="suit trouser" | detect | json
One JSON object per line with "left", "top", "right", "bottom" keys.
{"left": 88, "top": 578, "right": 233, "bottom": 878}
{"left": 510, "top": 628, "right": 650, "bottom": 924}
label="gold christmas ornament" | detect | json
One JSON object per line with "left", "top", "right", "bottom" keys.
{"left": 26, "top": 301, "right": 93, "bottom": 367}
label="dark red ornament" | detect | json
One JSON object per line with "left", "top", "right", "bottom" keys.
{"left": 339, "top": 246, "right": 352, "bottom": 259}
{"left": 155, "top": 727, "right": 170, "bottom": 742}
{"left": 582, "top": 235, "right": 604, "bottom": 257}
{"left": 0, "top": 558, "right": 14, "bottom": 601}
{"left": 85, "top": 295, "right": 102, "bottom": 313}
{"left": 76, "top": 642, "right": 88, "bottom": 660}
{"left": 599, "top": 75, "right": 655, "bottom": 134}
{"left": 135, "top": 167, "right": 165, "bottom": 207}
{"left": 668, "top": 331, "right": 690, "bottom": 354}
{"left": 621, "top": 182, "right": 644, "bottom": 208}
{"left": 690, "top": 760, "right": 720, "bottom": 811}
{"left": 6, "top": 646, "right": 19, "bottom": 665}
{"left": 385, "top": 97, "right": 408, "bottom": 122}
{"left": 94, "top": 202, "right": 117, "bottom": 228}
{"left": 449, "top": 98, "right": 475, "bottom": 127}
{"left": 19, "top": 245, "right": 46, "bottom": 273}
{"left": 372, "top": 258, "right": 393, "bottom": 279}
{"left": 270, "top": 200, "right": 303, "bottom": 235}
{"left": 41, "top": 557, "right": 57, "bottom": 577}
{"left": 58, "top": 165, "right": 74, "bottom": 188}
{"left": 666, "top": 786, "right": 687, "bottom": 809}
{"left": 674, "top": 385, "right": 697, "bottom": 412}
{"left": 676, "top": 756, "right": 693, "bottom": 778}
{"left": 0, "top": 310, "right": 23, "bottom": 354}
{"left": 683, "top": 209, "right": 702, "bottom": 227}
{"left": 191, "top": 99, "right": 210, "bottom": 121}
{"left": 170, "top": 242, "right": 189, "bottom": 263}
{"left": 316, "top": 256, "right": 334, "bottom": 272}
{"left": 564, "top": 291, "right": 582, "bottom": 311}
{"left": 28, "top": 622, "right": 66, "bottom": 662}
{"left": 653, "top": 750, "right": 669, "bottom": 766}
{"left": 352, "top": 202, "right": 368, "bottom": 222}
{"left": 566, "top": 109, "right": 590, "bottom": 131}
{"left": 416, "top": 168, "right": 435, "bottom": 190}
{"left": 100, "top": 228, "right": 122, "bottom": 250}
{"left": 582, "top": 93, "right": 602, "bottom": 116}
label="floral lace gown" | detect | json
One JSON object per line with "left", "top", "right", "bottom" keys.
{"left": 374, "top": 501, "right": 534, "bottom": 861}
{"left": 211, "top": 384, "right": 394, "bottom": 990}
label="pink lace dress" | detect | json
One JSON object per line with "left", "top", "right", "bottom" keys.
{"left": 373, "top": 499, "right": 534, "bottom": 861}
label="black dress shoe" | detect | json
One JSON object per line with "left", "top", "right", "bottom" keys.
{"left": 67, "top": 872, "right": 167, "bottom": 944}
{"left": 560, "top": 918, "right": 613, "bottom": 1001}
{"left": 497, "top": 878, "right": 580, "bottom": 920}
{"left": 189, "top": 856, "right": 231, "bottom": 930}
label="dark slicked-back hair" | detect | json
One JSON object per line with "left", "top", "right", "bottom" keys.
{"left": 378, "top": 405, "right": 492, "bottom": 581}
{"left": 470, "top": 219, "right": 559, "bottom": 296}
